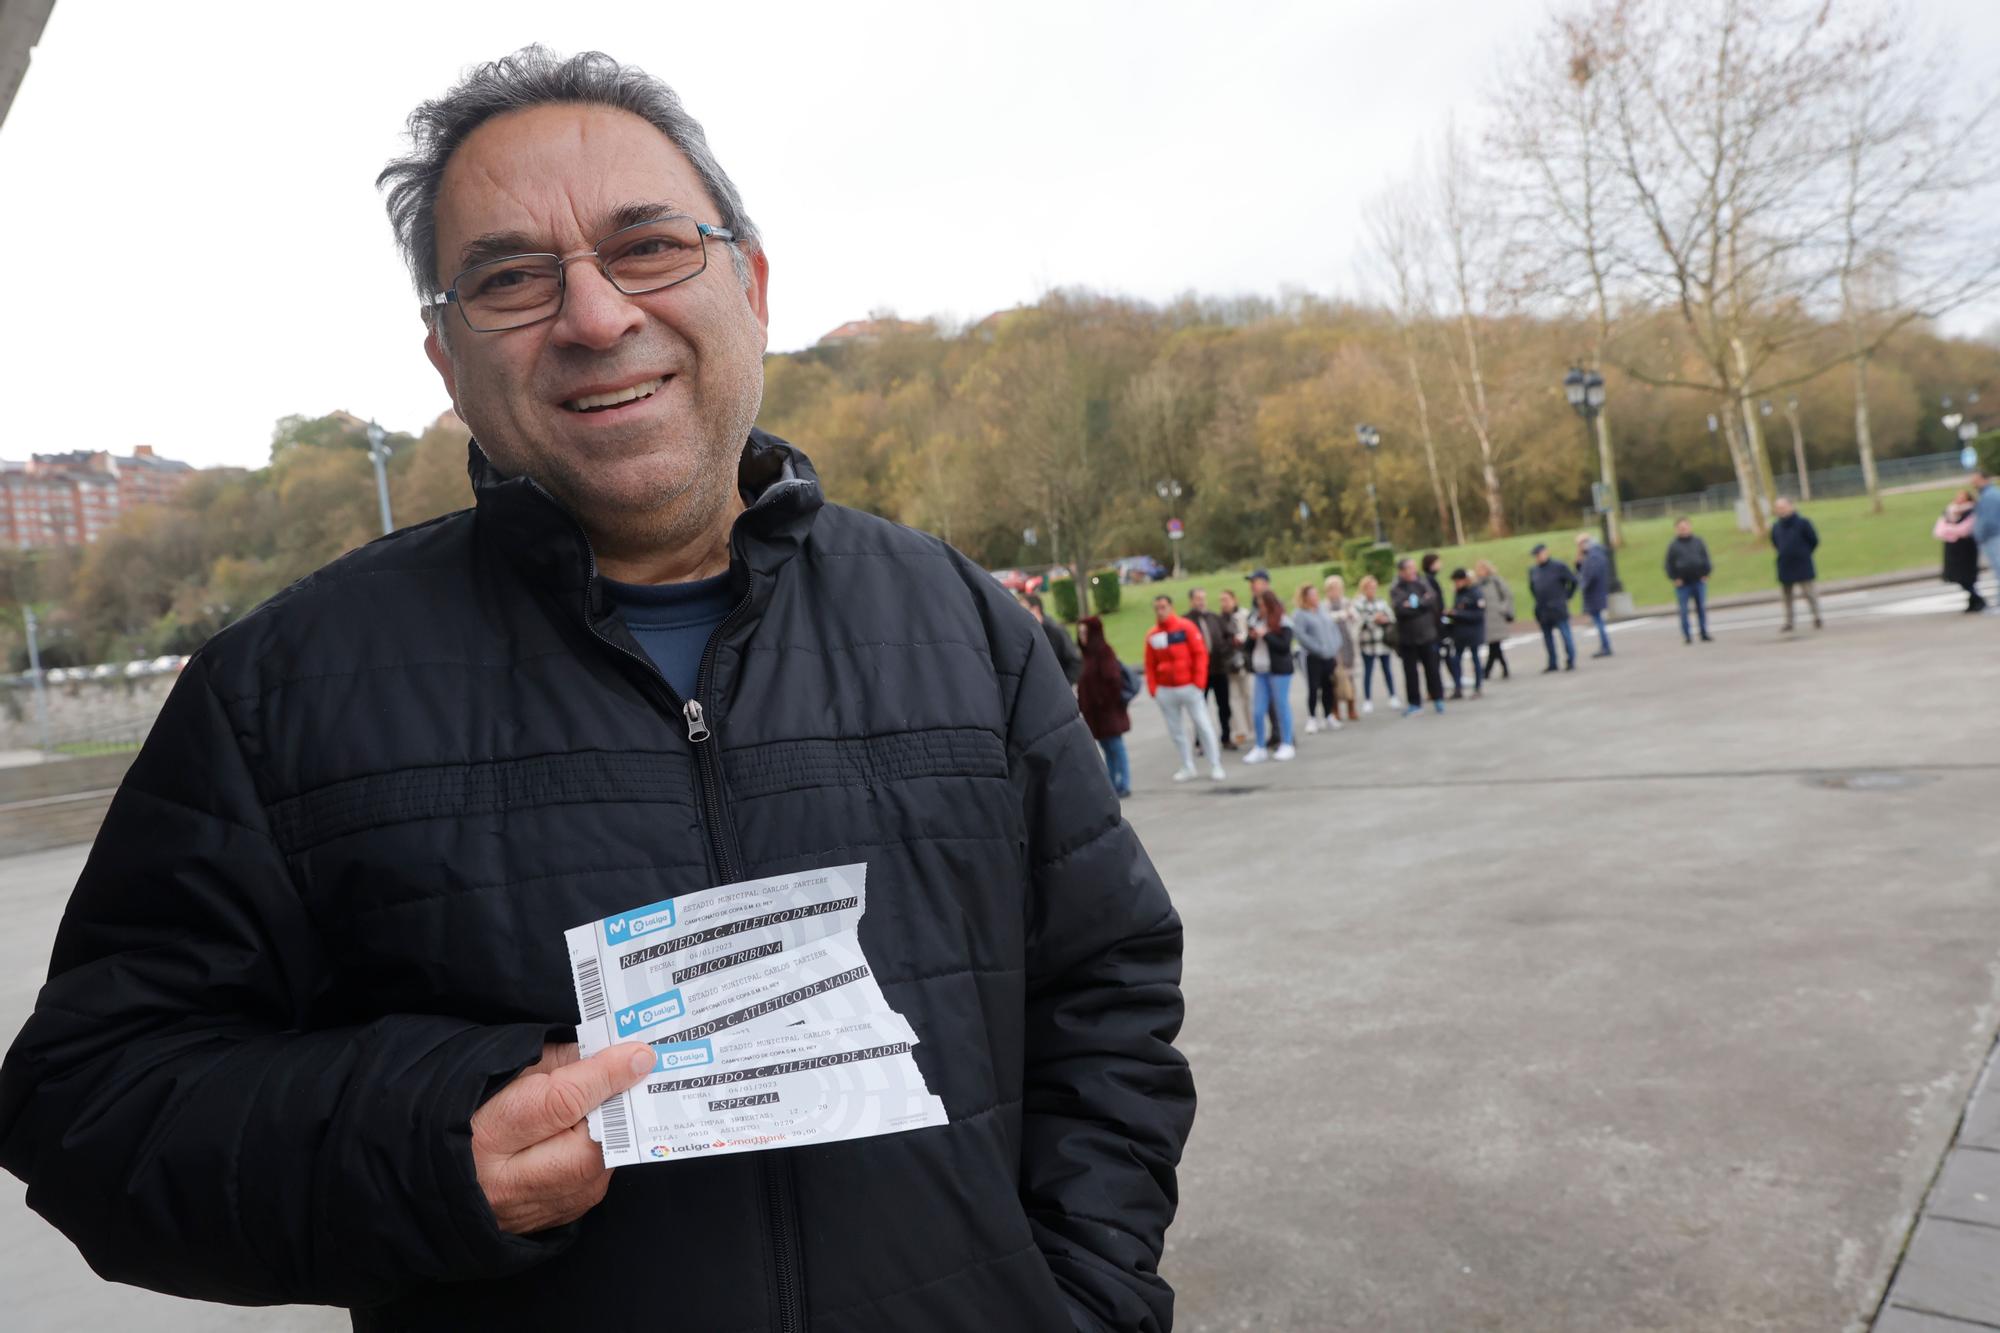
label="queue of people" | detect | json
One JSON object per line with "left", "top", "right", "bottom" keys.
{"left": 1037, "top": 483, "right": 1999, "bottom": 797}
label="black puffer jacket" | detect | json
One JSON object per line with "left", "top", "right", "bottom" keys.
{"left": 0, "top": 432, "right": 1194, "bottom": 1333}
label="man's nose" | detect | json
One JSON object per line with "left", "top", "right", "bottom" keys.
{"left": 551, "top": 261, "right": 646, "bottom": 350}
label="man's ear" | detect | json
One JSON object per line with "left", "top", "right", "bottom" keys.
{"left": 743, "top": 246, "right": 771, "bottom": 342}
{"left": 423, "top": 315, "right": 459, "bottom": 414}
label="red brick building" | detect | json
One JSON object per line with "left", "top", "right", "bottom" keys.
{"left": 0, "top": 446, "right": 195, "bottom": 549}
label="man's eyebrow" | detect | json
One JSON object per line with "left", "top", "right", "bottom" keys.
{"left": 452, "top": 202, "right": 688, "bottom": 276}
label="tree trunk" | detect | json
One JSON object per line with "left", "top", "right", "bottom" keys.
{"left": 1740, "top": 394, "right": 1779, "bottom": 507}
{"left": 1717, "top": 410, "right": 1768, "bottom": 537}
{"left": 1729, "top": 339, "right": 1779, "bottom": 512}
{"left": 1446, "top": 474, "right": 1468, "bottom": 547}
{"left": 1853, "top": 354, "right": 1882, "bottom": 513}
{"left": 1402, "top": 347, "right": 1453, "bottom": 541}
{"left": 1593, "top": 408, "right": 1621, "bottom": 547}
{"left": 1782, "top": 401, "right": 1811, "bottom": 502}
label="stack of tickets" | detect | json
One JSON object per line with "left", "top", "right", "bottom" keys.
{"left": 564, "top": 862, "right": 948, "bottom": 1166}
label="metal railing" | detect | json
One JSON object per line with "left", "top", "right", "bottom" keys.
{"left": 1609, "top": 450, "right": 1967, "bottom": 525}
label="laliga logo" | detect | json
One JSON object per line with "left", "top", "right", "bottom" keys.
{"left": 649, "top": 1145, "right": 668, "bottom": 1159}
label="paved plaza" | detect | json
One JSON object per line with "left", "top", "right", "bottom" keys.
{"left": 0, "top": 578, "right": 1995, "bottom": 1330}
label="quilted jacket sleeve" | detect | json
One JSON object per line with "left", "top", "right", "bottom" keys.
{"left": 0, "top": 651, "right": 561, "bottom": 1307}
{"left": 996, "top": 596, "right": 1197, "bottom": 1332}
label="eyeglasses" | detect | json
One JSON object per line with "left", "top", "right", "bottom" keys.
{"left": 429, "top": 214, "right": 735, "bottom": 333}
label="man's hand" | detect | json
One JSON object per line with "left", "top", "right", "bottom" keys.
{"left": 471, "top": 1041, "right": 655, "bottom": 1235}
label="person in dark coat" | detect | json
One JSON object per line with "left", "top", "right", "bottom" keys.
{"left": 0, "top": 49, "right": 1193, "bottom": 1333}
{"left": 1021, "top": 591, "right": 1081, "bottom": 686}
{"left": 1574, "top": 533, "right": 1614, "bottom": 658}
{"left": 1771, "top": 496, "right": 1822, "bottom": 632}
{"left": 1390, "top": 557, "right": 1446, "bottom": 714}
{"left": 1935, "top": 491, "right": 1984, "bottom": 613}
{"left": 1446, "top": 568, "right": 1486, "bottom": 700}
{"left": 1075, "top": 616, "right": 1133, "bottom": 795}
{"left": 1528, "top": 543, "right": 1578, "bottom": 672}
{"left": 1186, "top": 587, "right": 1237, "bottom": 748}
{"left": 1664, "top": 517, "right": 1716, "bottom": 642}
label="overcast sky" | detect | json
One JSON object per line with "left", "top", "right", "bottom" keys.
{"left": 4, "top": 0, "right": 1997, "bottom": 470}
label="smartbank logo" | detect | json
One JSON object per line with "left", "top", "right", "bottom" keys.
{"left": 614, "top": 990, "right": 686, "bottom": 1038}
{"left": 650, "top": 1038, "right": 715, "bottom": 1073}
{"left": 603, "top": 898, "right": 676, "bottom": 945}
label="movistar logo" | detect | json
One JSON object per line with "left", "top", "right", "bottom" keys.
{"left": 604, "top": 898, "right": 676, "bottom": 945}
{"left": 615, "top": 990, "right": 685, "bottom": 1037}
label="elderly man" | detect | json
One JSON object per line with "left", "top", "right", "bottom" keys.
{"left": 1575, "top": 533, "right": 1614, "bottom": 658}
{"left": 0, "top": 48, "right": 1193, "bottom": 1333}
{"left": 1771, "top": 496, "right": 1823, "bottom": 632}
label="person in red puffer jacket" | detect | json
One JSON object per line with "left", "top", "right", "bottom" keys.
{"left": 1144, "top": 594, "right": 1225, "bottom": 783}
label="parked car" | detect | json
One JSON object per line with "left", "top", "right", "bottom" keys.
{"left": 1113, "top": 555, "right": 1168, "bottom": 584}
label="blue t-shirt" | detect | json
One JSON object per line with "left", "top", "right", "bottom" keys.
{"left": 602, "top": 572, "right": 735, "bottom": 700}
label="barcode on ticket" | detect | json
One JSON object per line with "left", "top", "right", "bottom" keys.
{"left": 575, "top": 953, "right": 607, "bottom": 1023}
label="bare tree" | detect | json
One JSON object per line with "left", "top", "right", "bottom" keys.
{"left": 1491, "top": 12, "right": 1630, "bottom": 544}
{"left": 1499, "top": 0, "right": 1888, "bottom": 534}
{"left": 1830, "top": 21, "right": 2000, "bottom": 510}
{"left": 1362, "top": 182, "right": 1455, "bottom": 541}
{"left": 1430, "top": 121, "right": 1513, "bottom": 537}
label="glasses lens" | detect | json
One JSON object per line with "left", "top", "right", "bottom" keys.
{"left": 602, "top": 216, "right": 708, "bottom": 294}
{"left": 456, "top": 256, "right": 562, "bottom": 331}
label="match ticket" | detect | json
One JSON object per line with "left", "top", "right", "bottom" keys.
{"left": 563, "top": 863, "right": 949, "bottom": 1166}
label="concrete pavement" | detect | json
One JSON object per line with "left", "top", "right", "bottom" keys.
{"left": 1141, "top": 582, "right": 2000, "bottom": 1331}
{"left": 0, "top": 580, "right": 1993, "bottom": 1330}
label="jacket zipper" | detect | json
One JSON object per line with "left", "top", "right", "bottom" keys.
{"left": 545, "top": 488, "right": 806, "bottom": 1333}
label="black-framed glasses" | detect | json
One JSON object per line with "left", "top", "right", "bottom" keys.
{"left": 429, "top": 214, "right": 735, "bottom": 333}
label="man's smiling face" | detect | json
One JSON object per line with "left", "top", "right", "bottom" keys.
{"left": 424, "top": 103, "right": 770, "bottom": 549}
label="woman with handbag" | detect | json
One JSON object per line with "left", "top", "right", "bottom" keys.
{"left": 1075, "top": 615, "right": 1135, "bottom": 797}
{"left": 1936, "top": 490, "right": 1985, "bottom": 613}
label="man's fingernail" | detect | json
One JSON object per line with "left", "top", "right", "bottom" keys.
{"left": 629, "top": 1048, "right": 655, "bottom": 1076}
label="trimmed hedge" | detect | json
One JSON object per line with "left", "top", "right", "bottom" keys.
{"left": 1356, "top": 543, "right": 1397, "bottom": 586}
{"left": 1048, "top": 575, "right": 1079, "bottom": 623}
{"left": 1086, "top": 570, "right": 1122, "bottom": 616}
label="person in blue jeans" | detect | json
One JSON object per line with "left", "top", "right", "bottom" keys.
{"left": 1527, "top": 543, "right": 1577, "bottom": 672}
{"left": 1242, "top": 590, "right": 1297, "bottom": 761}
{"left": 1974, "top": 470, "right": 2000, "bottom": 613}
{"left": 1575, "top": 533, "right": 1614, "bottom": 657}
{"left": 1663, "top": 517, "right": 1715, "bottom": 642}
{"left": 1074, "top": 616, "right": 1134, "bottom": 797}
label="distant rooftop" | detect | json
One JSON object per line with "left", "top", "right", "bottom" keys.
{"left": 816, "top": 318, "right": 931, "bottom": 346}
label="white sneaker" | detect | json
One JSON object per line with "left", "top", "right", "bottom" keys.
{"left": 1361, "top": 700, "right": 1374, "bottom": 715}
{"left": 1323, "top": 717, "right": 1342, "bottom": 731}
{"left": 1304, "top": 718, "right": 1320, "bottom": 734}
{"left": 1242, "top": 747, "right": 1269, "bottom": 764}
{"left": 1274, "top": 744, "right": 1297, "bottom": 761}
{"left": 1207, "top": 765, "right": 1226, "bottom": 781}
{"left": 1171, "top": 767, "right": 1194, "bottom": 783}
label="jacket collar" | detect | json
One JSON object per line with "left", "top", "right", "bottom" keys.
{"left": 469, "top": 427, "right": 824, "bottom": 611}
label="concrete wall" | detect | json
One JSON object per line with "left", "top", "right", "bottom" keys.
{"left": 0, "top": 671, "right": 174, "bottom": 750}
{"left": 0, "top": 751, "right": 134, "bottom": 855}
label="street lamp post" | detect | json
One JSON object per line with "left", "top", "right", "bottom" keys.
{"left": 1562, "top": 368, "right": 1623, "bottom": 598}
{"left": 366, "top": 419, "right": 394, "bottom": 536}
{"left": 21, "top": 603, "right": 50, "bottom": 754}
{"left": 1354, "top": 423, "right": 1385, "bottom": 545}
{"left": 1154, "top": 478, "right": 1185, "bottom": 578}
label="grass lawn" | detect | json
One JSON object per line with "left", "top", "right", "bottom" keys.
{"left": 1089, "top": 484, "right": 1957, "bottom": 664}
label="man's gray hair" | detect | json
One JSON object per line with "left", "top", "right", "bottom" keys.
{"left": 377, "top": 46, "right": 760, "bottom": 307}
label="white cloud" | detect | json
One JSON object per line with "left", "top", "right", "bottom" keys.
{"left": 2, "top": 0, "right": 1995, "bottom": 469}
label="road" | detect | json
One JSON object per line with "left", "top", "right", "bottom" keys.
{"left": 0, "top": 578, "right": 1993, "bottom": 1330}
